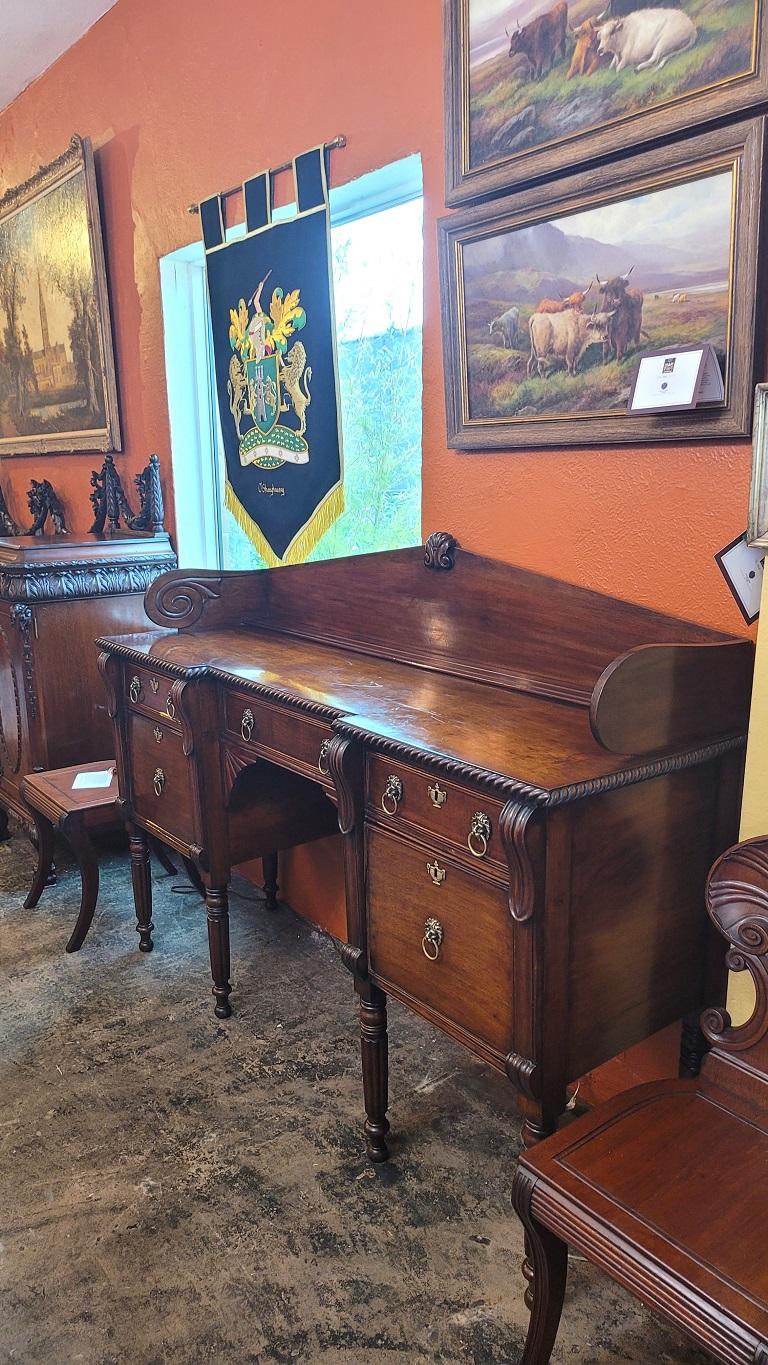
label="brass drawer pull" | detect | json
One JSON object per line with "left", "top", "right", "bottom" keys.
{"left": 468, "top": 812, "right": 491, "bottom": 859}
{"left": 129, "top": 675, "right": 142, "bottom": 704}
{"left": 318, "top": 738, "right": 332, "bottom": 775}
{"left": 422, "top": 917, "right": 444, "bottom": 961}
{"left": 164, "top": 695, "right": 176, "bottom": 721}
{"left": 427, "top": 859, "right": 446, "bottom": 887}
{"left": 241, "top": 708, "right": 255, "bottom": 742}
{"left": 149, "top": 677, "right": 160, "bottom": 695}
{"left": 153, "top": 727, "right": 163, "bottom": 744}
{"left": 428, "top": 781, "right": 447, "bottom": 808}
{"left": 381, "top": 774, "right": 403, "bottom": 815}
{"left": 153, "top": 767, "right": 166, "bottom": 797}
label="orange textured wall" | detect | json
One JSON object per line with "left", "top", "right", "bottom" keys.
{"left": 0, "top": 0, "right": 755, "bottom": 935}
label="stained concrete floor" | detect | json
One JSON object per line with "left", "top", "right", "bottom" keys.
{"left": 0, "top": 829, "right": 713, "bottom": 1365}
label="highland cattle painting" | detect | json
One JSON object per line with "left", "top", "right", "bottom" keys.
{"left": 0, "top": 136, "right": 120, "bottom": 454}
{"left": 438, "top": 120, "right": 765, "bottom": 446}
{"left": 445, "top": 0, "right": 765, "bottom": 202}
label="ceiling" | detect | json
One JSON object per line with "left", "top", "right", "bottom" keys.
{"left": 0, "top": 0, "right": 118, "bottom": 114}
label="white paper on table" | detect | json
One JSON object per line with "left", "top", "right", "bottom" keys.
{"left": 628, "top": 344, "right": 724, "bottom": 413}
{"left": 72, "top": 769, "right": 115, "bottom": 790}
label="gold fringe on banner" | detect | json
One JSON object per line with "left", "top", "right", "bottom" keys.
{"left": 225, "top": 480, "right": 345, "bottom": 569}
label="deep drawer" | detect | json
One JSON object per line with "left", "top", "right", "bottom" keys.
{"left": 127, "top": 712, "right": 196, "bottom": 846}
{"left": 366, "top": 827, "right": 514, "bottom": 1057}
{"left": 367, "top": 755, "right": 505, "bottom": 873}
{"left": 221, "top": 691, "right": 334, "bottom": 788}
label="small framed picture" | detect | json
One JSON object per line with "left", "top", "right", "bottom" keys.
{"left": 715, "top": 532, "right": 764, "bottom": 626}
{"left": 748, "top": 384, "right": 768, "bottom": 545}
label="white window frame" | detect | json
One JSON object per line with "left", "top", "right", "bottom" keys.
{"left": 159, "top": 154, "right": 423, "bottom": 569}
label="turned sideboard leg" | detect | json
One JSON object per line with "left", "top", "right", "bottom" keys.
{"left": 512, "top": 1167, "right": 568, "bottom": 1365}
{"left": 129, "top": 827, "right": 154, "bottom": 953}
{"left": 359, "top": 980, "right": 390, "bottom": 1163}
{"left": 205, "top": 885, "right": 232, "bottom": 1019}
{"left": 262, "top": 852, "right": 279, "bottom": 912}
{"left": 23, "top": 809, "right": 55, "bottom": 910}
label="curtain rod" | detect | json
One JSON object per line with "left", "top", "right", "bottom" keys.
{"left": 187, "top": 135, "right": 347, "bottom": 215}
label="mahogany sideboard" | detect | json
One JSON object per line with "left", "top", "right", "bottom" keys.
{"left": 97, "top": 534, "right": 753, "bottom": 1151}
{"left": 0, "top": 531, "right": 176, "bottom": 835}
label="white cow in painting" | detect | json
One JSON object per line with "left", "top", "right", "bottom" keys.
{"left": 527, "top": 309, "right": 614, "bottom": 379}
{"left": 597, "top": 9, "right": 697, "bottom": 73}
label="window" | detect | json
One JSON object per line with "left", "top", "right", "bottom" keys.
{"left": 160, "top": 155, "right": 423, "bottom": 570}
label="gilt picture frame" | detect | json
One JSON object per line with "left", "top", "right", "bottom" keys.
{"left": 438, "top": 118, "right": 765, "bottom": 450}
{"left": 0, "top": 134, "right": 121, "bottom": 455}
{"left": 446, "top": 0, "right": 767, "bottom": 206}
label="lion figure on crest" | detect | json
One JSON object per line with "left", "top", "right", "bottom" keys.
{"left": 279, "top": 341, "right": 312, "bottom": 437}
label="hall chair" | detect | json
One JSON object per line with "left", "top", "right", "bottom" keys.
{"left": 513, "top": 834, "right": 768, "bottom": 1365}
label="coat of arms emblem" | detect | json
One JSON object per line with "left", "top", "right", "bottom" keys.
{"left": 227, "top": 271, "right": 312, "bottom": 470}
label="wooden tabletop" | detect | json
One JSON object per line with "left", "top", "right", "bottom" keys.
{"left": 21, "top": 761, "right": 118, "bottom": 817}
{"left": 97, "top": 628, "right": 741, "bottom": 798}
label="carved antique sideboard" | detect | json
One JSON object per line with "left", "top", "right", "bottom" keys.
{"left": 0, "top": 532, "right": 176, "bottom": 835}
{"left": 97, "top": 534, "right": 753, "bottom": 1151}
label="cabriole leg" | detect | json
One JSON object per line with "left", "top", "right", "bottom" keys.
{"left": 129, "top": 827, "right": 154, "bottom": 953}
{"left": 262, "top": 852, "right": 279, "bottom": 912}
{"left": 512, "top": 1167, "right": 568, "bottom": 1365}
{"left": 359, "top": 979, "right": 389, "bottom": 1163}
{"left": 23, "top": 809, "right": 55, "bottom": 910}
{"left": 205, "top": 885, "right": 232, "bottom": 1019}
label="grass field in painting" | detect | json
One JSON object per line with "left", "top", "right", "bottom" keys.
{"left": 467, "top": 288, "right": 727, "bottom": 420}
{"left": 469, "top": 0, "right": 756, "bottom": 170}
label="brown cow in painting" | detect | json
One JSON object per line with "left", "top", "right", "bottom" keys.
{"left": 507, "top": 1, "right": 568, "bottom": 80}
{"left": 567, "top": 17, "right": 603, "bottom": 77}
{"left": 596, "top": 270, "right": 644, "bottom": 363}
{"left": 535, "top": 283, "right": 593, "bottom": 314}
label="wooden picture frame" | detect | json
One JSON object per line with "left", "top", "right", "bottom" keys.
{"left": 438, "top": 118, "right": 765, "bottom": 451}
{"left": 445, "top": 0, "right": 768, "bottom": 206}
{"left": 0, "top": 134, "right": 121, "bottom": 455}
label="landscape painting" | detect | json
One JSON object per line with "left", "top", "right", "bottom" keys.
{"left": 0, "top": 136, "right": 120, "bottom": 454}
{"left": 438, "top": 121, "right": 765, "bottom": 446}
{"left": 445, "top": 0, "right": 765, "bottom": 202}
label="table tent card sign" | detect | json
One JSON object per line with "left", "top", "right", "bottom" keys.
{"left": 200, "top": 147, "right": 344, "bottom": 566}
{"left": 628, "top": 344, "right": 725, "bottom": 415}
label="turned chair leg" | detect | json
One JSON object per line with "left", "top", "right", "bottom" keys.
{"left": 205, "top": 885, "right": 232, "bottom": 1019}
{"left": 23, "top": 810, "right": 55, "bottom": 910}
{"left": 359, "top": 979, "right": 390, "bottom": 1163}
{"left": 512, "top": 1167, "right": 568, "bottom": 1365}
{"left": 62, "top": 813, "right": 100, "bottom": 953}
{"left": 262, "top": 852, "right": 279, "bottom": 911}
{"left": 129, "top": 827, "right": 154, "bottom": 953}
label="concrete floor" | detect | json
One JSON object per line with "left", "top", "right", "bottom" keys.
{"left": 0, "top": 830, "right": 712, "bottom": 1365}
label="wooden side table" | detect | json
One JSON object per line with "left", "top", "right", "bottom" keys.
{"left": 512, "top": 834, "right": 768, "bottom": 1365}
{"left": 20, "top": 762, "right": 176, "bottom": 952}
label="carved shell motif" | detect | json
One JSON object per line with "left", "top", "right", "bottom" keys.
{"left": 423, "top": 531, "right": 458, "bottom": 571}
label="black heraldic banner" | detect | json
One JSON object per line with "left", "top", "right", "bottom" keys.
{"left": 201, "top": 148, "right": 344, "bottom": 565}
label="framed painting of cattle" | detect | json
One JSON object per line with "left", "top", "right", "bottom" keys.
{"left": 444, "top": 0, "right": 768, "bottom": 205}
{"left": 438, "top": 118, "right": 765, "bottom": 449}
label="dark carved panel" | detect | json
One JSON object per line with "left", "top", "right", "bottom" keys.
{"left": 10, "top": 605, "right": 37, "bottom": 720}
{"left": 0, "top": 623, "right": 22, "bottom": 776}
{"left": 0, "top": 556, "right": 176, "bottom": 603}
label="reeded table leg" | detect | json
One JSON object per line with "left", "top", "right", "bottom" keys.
{"left": 205, "top": 885, "right": 232, "bottom": 1018}
{"left": 129, "top": 826, "right": 154, "bottom": 953}
{"left": 62, "top": 812, "right": 100, "bottom": 953}
{"left": 262, "top": 852, "right": 279, "bottom": 912}
{"left": 359, "top": 979, "right": 389, "bottom": 1163}
{"left": 23, "top": 809, "right": 55, "bottom": 911}
{"left": 512, "top": 1167, "right": 568, "bottom": 1365}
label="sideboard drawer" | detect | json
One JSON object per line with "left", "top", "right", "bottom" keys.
{"left": 124, "top": 664, "right": 178, "bottom": 725}
{"left": 127, "top": 713, "right": 196, "bottom": 845}
{"left": 367, "top": 756, "right": 505, "bottom": 872}
{"left": 221, "top": 691, "right": 334, "bottom": 786}
{"left": 366, "top": 828, "right": 514, "bottom": 1056}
